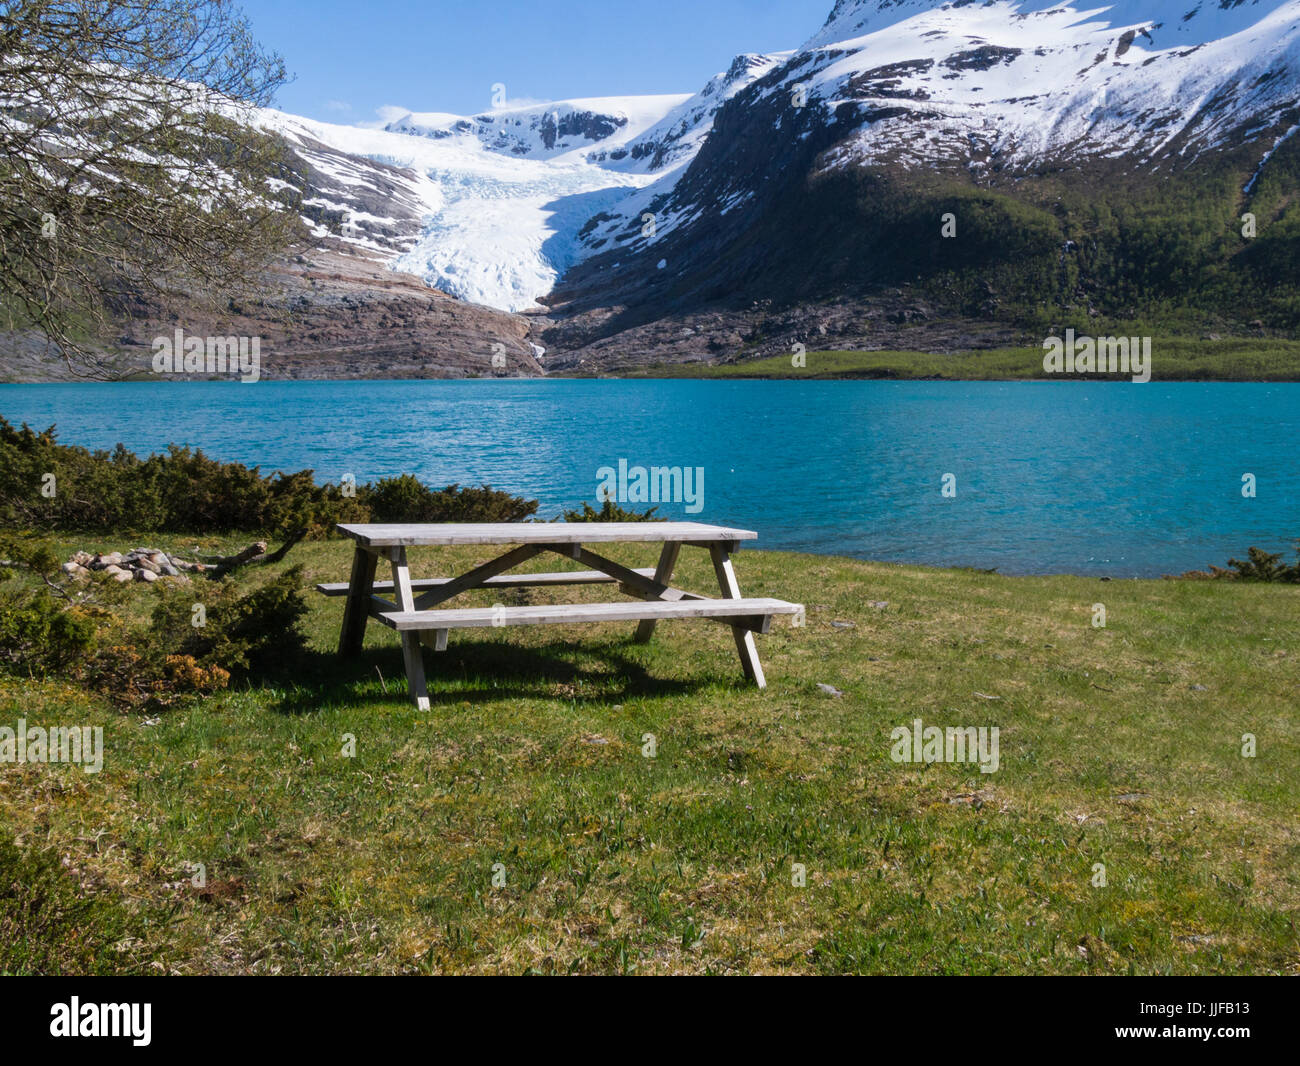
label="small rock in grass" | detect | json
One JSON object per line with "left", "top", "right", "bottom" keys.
{"left": 135, "top": 568, "right": 158, "bottom": 583}
{"left": 1190, "top": 684, "right": 1208, "bottom": 692}
{"left": 867, "top": 601, "right": 889, "bottom": 609}
{"left": 816, "top": 683, "right": 844, "bottom": 697}
{"left": 830, "top": 620, "right": 855, "bottom": 629}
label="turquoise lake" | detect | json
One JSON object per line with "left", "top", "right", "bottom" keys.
{"left": 2, "top": 379, "right": 1296, "bottom": 577}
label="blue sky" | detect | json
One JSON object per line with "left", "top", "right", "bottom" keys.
{"left": 240, "top": 0, "right": 834, "bottom": 123}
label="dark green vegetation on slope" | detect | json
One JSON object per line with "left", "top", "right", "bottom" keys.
{"left": 555, "top": 77, "right": 1300, "bottom": 351}
{"left": 752, "top": 147, "right": 1300, "bottom": 333}
{"left": 622, "top": 338, "right": 1300, "bottom": 380}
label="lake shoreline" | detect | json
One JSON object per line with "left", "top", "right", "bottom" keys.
{"left": 605, "top": 339, "right": 1300, "bottom": 382}
{"left": 6, "top": 338, "right": 1300, "bottom": 385}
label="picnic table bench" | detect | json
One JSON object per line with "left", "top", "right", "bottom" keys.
{"left": 319, "top": 522, "right": 803, "bottom": 709}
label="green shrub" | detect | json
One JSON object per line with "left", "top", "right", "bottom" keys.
{"left": 360, "top": 475, "right": 537, "bottom": 524}
{"left": 1225, "top": 545, "right": 1300, "bottom": 583}
{"left": 0, "top": 538, "right": 311, "bottom": 706}
{"left": 149, "top": 566, "right": 310, "bottom": 677}
{"left": 562, "top": 499, "right": 659, "bottom": 522}
{"left": 0, "top": 593, "right": 96, "bottom": 675}
{"left": 1178, "top": 542, "right": 1300, "bottom": 582}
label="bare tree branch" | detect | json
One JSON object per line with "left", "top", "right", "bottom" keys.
{"left": 0, "top": 0, "right": 306, "bottom": 377}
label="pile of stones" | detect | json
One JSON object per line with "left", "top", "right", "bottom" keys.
{"left": 62, "top": 549, "right": 204, "bottom": 584}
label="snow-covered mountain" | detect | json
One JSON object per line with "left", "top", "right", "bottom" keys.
{"left": 253, "top": 52, "right": 783, "bottom": 312}
{"left": 798, "top": 0, "right": 1300, "bottom": 171}
{"left": 564, "top": 0, "right": 1300, "bottom": 273}
{"left": 258, "top": 0, "right": 1297, "bottom": 320}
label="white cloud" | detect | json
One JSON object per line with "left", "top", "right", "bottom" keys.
{"left": 356, "top": 104, "right": 411, "bottom": 130}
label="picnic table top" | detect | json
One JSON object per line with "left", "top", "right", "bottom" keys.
{"left": 337, "top": 521, "right": 758, "bottom": 547}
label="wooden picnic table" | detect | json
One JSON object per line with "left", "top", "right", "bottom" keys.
{"left": 318, "top": 522, "right": 802, "bottom": 709}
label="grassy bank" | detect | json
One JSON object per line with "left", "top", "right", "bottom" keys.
{"left": 623, "top": 338, "right": 1300, "bottom": 381}
{"left": 2, "top": 535, "right": 1298, "bottom": 974}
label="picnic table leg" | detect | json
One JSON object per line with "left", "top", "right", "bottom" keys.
{"left": 634, "top": 541, "right": 681, "bottom": 643}
{"left": 708, "top": 543, "right": 767, "bottom": 689}
{"left": 389, "top": 547, "right": 430, "bottom": 711}
{"left": 338, "top": 545, "right": 378, "bottom": 657}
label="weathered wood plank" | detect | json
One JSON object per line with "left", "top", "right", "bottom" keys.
{"left": 419, "top": 629, "right": 449, "bottom": 653}
{"left": 316, "top": 568, "right": 658, "bottom": 597}
{"left": 369, "top": 595, "right": 399, "bottom": 616}
{"left": 561, "top": 545, "right": 686, "bottom": 602}
{"left": 336, "top": 522, "right": 758, "bottom": 547}
{"left": 338, "top": 546, "right": 378, "bottom": 657}
{"left": 410, "top": 543, "right": 545, "bottom": 609}
{"left": 710, "top": 544, "right": 767, "bottom": 688}
{"left": 635, "top": 541, "right": 682, "bottom": 643}
{"left": 390, "top": 547, "right": 430, "bottom": 711}
{"left": 377, "top": 597, "right": 798, "bottom": 631}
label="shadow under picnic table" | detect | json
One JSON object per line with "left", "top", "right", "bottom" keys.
{"left": 268, "top": 639, "right": 713, "bottom": 716}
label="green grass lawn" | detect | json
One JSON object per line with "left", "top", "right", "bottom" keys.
{"left": 623, "top": 338, "right": 1300, "bottom": 381}
{"left": 2, "top": 536, "right": 1298, "bottom": 974}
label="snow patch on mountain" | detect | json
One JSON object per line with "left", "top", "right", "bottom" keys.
{"left": 806, "top": 0, "right": 1291, "bottom": 50}
{"left": 588, "top": 53, "right": 793, "bottom": 174}
{"left": 799, "top": 0, "right": 1300, "bottom": 171}
{"left": 383, "top": 95, "right": 692, "bottom": 165}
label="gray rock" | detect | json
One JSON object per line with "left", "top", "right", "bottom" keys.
{"left": 817, "top": 683, "right": 845, "bottom": 697}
